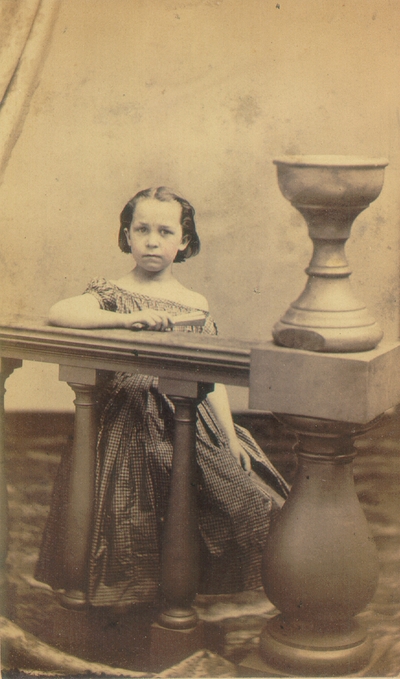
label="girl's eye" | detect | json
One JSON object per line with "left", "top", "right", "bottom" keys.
{"left": 160, "top": 229, "right": 173, "bottom": 236}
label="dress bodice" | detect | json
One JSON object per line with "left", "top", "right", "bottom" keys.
{"left": 85, "top": 277, "right": 217, "bottom": 335}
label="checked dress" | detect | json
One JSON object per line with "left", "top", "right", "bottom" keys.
{"left": 35, "top": 278, "right": 289, "bottom": 606}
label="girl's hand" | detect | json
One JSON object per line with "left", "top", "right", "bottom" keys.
{"left": 229, "top": 438, "right": 252, "bottom": 471}
{"left": 125, "top": 310, "right": 174, "bottom": 332}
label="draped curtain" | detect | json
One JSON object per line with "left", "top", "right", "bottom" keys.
{"left": 0, "top": 0, "right": 59, "bottom": 182}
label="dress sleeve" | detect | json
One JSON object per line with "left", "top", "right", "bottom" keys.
{"left": 202, "top": 314, "right": 218, "bottom": 336}
{"left": 84, "top": 278, "right": 117, "bottom": 312}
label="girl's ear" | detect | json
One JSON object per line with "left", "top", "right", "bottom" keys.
{"left": 124, "top": 227, "right": 131, "bottom": 249}
{"left": 178, "top": 234, "right": 190, "bottom": 251}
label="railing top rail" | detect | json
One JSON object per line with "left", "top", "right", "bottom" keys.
{"left": 0, "top": 315, "right": 253, "bottom": 387}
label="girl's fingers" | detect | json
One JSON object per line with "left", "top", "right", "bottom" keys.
{"left": 158, "top": 314, "right": 175, "bottom": 330}
{"left": 148, "top": 313, "right": 173, "bottom": 330}
{"left": 129, "top": 313, "right": 174, "bottom": 331}
{"left": 152, "top": 315, "right": 168, "bottom": 330}
{"left": 230, "top": 440, "right": 252, "bottom": 472}
{"left": 241, "top": 451, "right": 252, "bottom": 471}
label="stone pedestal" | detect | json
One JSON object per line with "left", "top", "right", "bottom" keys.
{"left": 246, "top": 340, "right": 400, "bottom": 676}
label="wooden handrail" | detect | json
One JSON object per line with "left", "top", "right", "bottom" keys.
{"left": 0, "top": 315, "right": 251, "bottom": 386}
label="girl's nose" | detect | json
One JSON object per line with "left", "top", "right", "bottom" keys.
{"left": 147, "top": 232, "right": 160, "bottom": 247}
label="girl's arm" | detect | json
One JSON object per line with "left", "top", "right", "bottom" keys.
{"left": 48, "top": 294, "right": 173, "bottom": 330}
{"left": 207, "top": 383, "right": 251, "bottom": 470}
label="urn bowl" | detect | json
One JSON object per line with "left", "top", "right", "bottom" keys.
{"left": 273, "top": 155, "right": 388, "bottom": 207}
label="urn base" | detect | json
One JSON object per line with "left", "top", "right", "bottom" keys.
{"left": 272, "top": 319, "right": 384, "bottom": 352}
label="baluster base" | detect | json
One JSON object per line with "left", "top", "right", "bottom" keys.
{"left": 59, "top": 588, "right": 87, "bottom": 610}
{"left": 149, "top": 620, "right": 204, "bottom": 672}
{"left": 158, "top": 605, "right": 198, "bottom": 630}
{"left": 255, "top": 615, "right": 371, "bottom": 676}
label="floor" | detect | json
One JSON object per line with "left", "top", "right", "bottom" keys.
{"left": 2, "top": 409, "right": 400, "bottom": 677}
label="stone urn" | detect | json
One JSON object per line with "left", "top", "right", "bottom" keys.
{"left": 272, "top": 155, "right": 388, "bottom": 353}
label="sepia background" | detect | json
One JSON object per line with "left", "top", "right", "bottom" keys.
{"left": 1, "top": 0, "right": 400, "bottom": 412}
{"left": 1, "top": 2, "right": 400, "bottom": 676}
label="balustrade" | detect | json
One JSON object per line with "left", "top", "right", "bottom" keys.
{"left": 0, "top": 319, "right": 249, "bottom": 670}
{"left": 1, "top": 308, "right": 400, "bottom": 675}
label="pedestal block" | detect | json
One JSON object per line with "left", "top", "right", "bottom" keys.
{"left": 250, "top": 340, "right": 400, "bottom": 424}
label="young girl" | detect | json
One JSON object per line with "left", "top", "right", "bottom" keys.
{"left": 35, "top": 186, "right": 289, "bottom": 606}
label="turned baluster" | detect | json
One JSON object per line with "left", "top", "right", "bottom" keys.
{"left": 150, "top": 378, "right": 213, "bottom": 671}
{"left": 158, "top": 394, "right": 201, "bottom": 630}
{"left": 258, "top": 414, "right": 379, "bottom": 676}
{"left": 0, "top": 358, "right": 22, "bottom": 617}
{"left": 58, "top": 365, "right": 99, "bottom": 609}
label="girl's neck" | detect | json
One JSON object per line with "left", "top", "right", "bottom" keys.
{"left": 115, "top": 266, "right": 182, "bottom": 297}
{"left": 130, "top": 265, "right": 174, "bottom": 285}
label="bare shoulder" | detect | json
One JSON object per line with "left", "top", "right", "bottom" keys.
{"left": 113, "top": 274, "right": 135, "bottom": 290}
{"left": 177, "top": 284, "right": 209, "bottom": 311}
{"left": 51, "top": 293, "right": 100, "bottom": 312}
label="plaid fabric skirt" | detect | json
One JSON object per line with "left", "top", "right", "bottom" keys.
{"left": 35, "top": 372, "right": 289, "bottom": 607}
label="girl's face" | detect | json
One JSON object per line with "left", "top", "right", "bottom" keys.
{"left": 125, "top": 198, "right": 189, "bottom": 272}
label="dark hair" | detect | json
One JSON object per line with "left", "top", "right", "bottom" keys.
{"left": 118, "top": 187, "right": 200, "bottom": 263}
